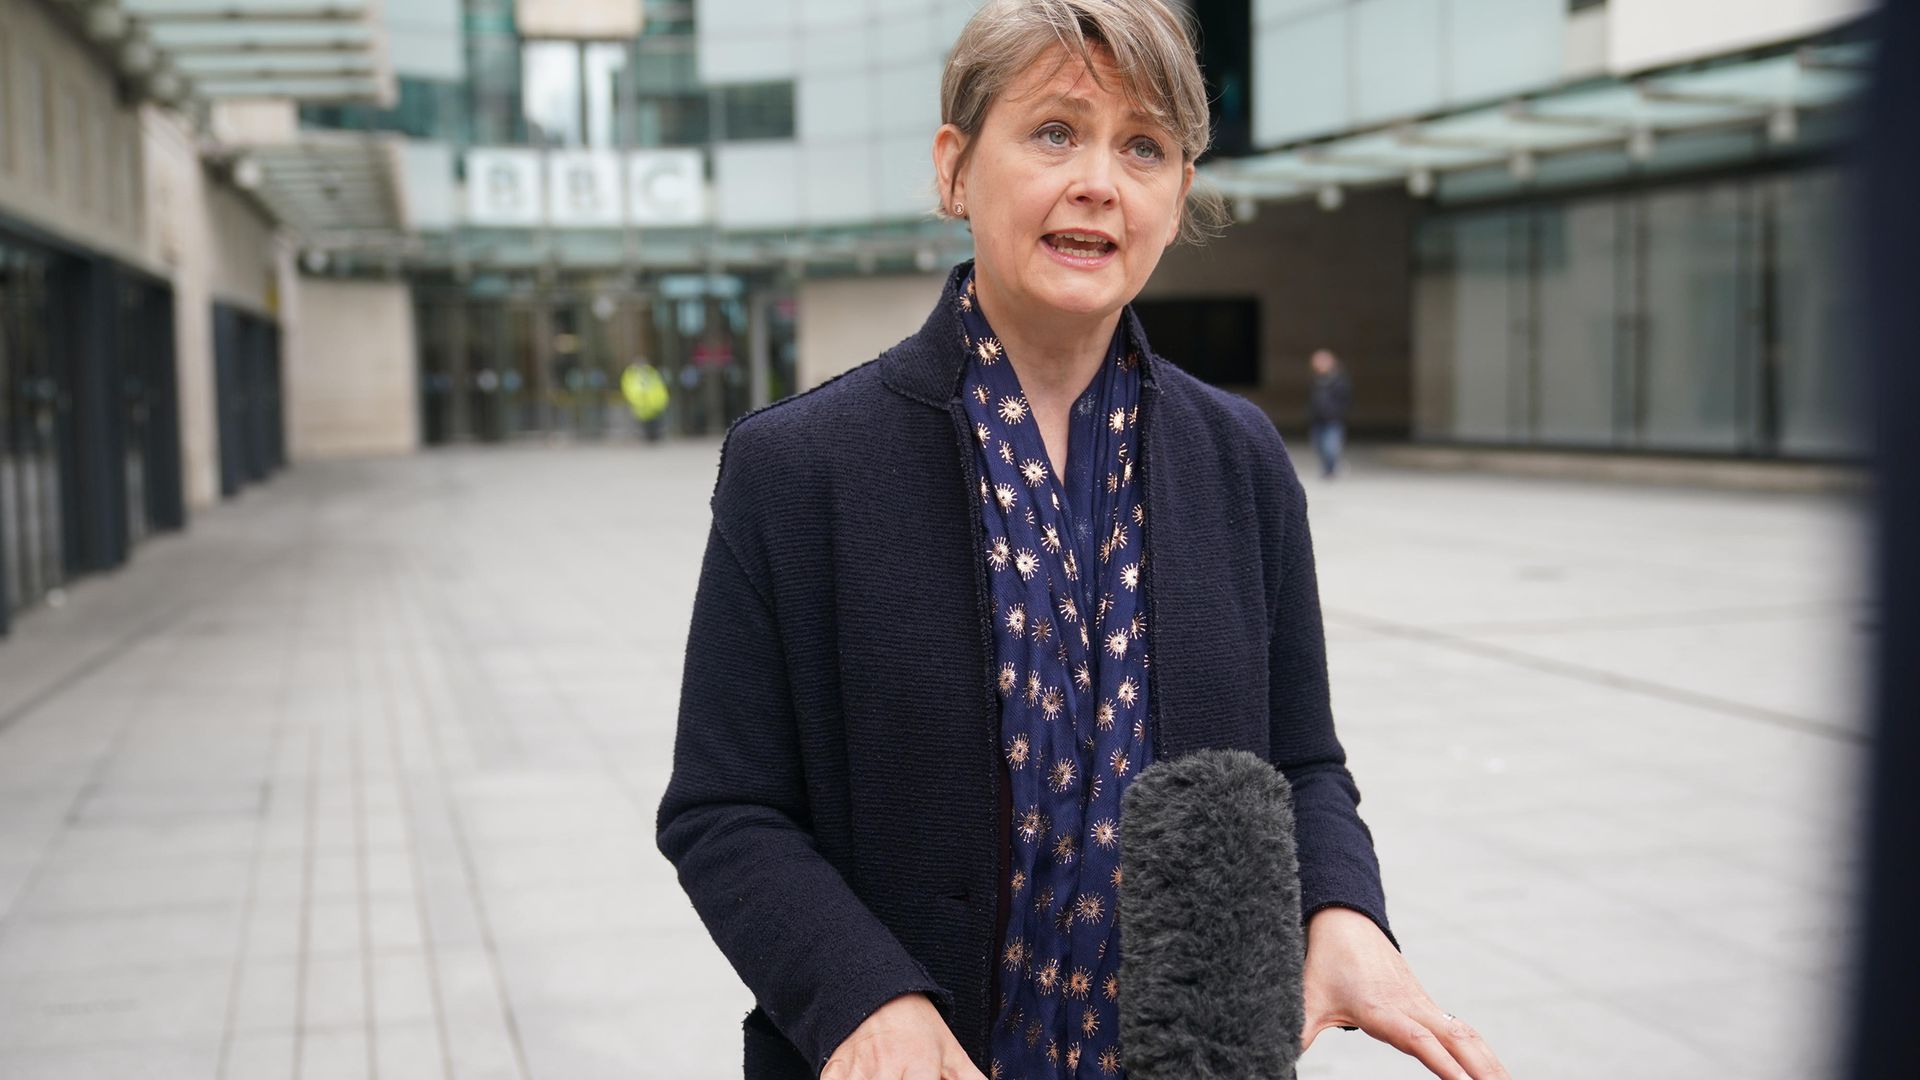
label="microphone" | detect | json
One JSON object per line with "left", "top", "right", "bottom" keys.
{"left": 1119, "top": 748, "right": 1306, "bottom": 1079}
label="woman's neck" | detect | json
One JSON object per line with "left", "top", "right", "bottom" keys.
{"left": 972, "top": 274, "right": 1121, "bottom": 413}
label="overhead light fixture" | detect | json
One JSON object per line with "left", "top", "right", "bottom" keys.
{"left": 1233, "top": 195, "right": 1258, "bottom": 222}
{"left": 1767, "top": 104, "right": 1798, "bottom": 145}
{"left": 149, "top": 70, "right": 182, "bottom": 102}
{"left": 1316, "top": 184, "right": 1343, "bottom": 212}
{"left": 915, "top": 246, "right": 938, "bottom": 272}
{"left": 122, "top": 38, "right": 156, "bottom": 75}
{"left": 85, "top": 5, "right": 127, "bottom": 42}
{"left": 1508, "top": 148, "right": 1537, "bottom": 183}
{"left": 1407, "top": 167, "right": 1434, "bottom": 198}
{"left": 1627, "top": 126, "right": 1656, "bottom": 163}
{"left": 301, "top": 249, "right": 330, "bottom": 274}
{"left": 232, "top": 158, "right": 263, "bottom": 190}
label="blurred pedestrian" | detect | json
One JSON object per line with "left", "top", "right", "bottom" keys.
{"left": 1308, "top": 347, "right": 1351, "bottom": 479}
{"left": 620, "top": 361, "right": 669, "bottom": 441}
{"left": 657, "top": 3, "right": 1505, "bottom": 1079}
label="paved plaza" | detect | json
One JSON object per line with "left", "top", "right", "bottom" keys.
{"left": 0, "top": 442, "right": 1869, "bottom": 1079}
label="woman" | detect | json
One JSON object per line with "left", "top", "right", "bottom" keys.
{"left": 657, "top": 2, "right": 1509, "bottom": 1078}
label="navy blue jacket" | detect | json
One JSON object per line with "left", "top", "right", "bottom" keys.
{"left": 656, "top": 262, "right": 1389, "bottom": 1078}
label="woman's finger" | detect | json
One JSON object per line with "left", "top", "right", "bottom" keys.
{"left": 1414, "top": 1005, "right": 1513, "bottom": 1080}
{"left": 1362, "top": 1007, "right": 1471, "bottom": 1080}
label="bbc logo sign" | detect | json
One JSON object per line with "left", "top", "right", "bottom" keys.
{"left": 465, "top": 148, "right": 707, "bottom": 228}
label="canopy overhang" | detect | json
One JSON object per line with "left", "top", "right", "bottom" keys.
{"left": 1204, "top": 41, "right": 1869, "bottom": 207}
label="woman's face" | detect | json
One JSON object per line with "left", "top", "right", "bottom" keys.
{"left": 936, "top": 45, "right": 1194, "bottom": 328}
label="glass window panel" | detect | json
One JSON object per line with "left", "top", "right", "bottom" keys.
{"left": 1449, "top": 211, "right": 1523, "bottom": 442}
{"left": 1533, "top": 199, "right": 1621, "bottom": 446}
{"left": 1772, "top": 168, "right": 1864, "bottom": 458}
{"left": 522, "top": 40, "right": 583, "bottom": 147}
{"left": 1637, "top": 183, "right": 1756, "bottom": 452}
{"left": 584, "top": 43, "right": 628, "bottom": 148}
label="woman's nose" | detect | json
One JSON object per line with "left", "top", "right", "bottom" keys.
{"left": 1069, "top": 152, "right": 1118, "bottom": 207}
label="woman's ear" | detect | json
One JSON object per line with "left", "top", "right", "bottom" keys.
{"left": 1166, "top": 160, "right": 1196, "bottom": 247}
{"left": 933, "top": 124, "right": 968, "bottom": 214}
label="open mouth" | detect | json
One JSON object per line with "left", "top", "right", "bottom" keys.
{"left": 1043, "top": 231, "right": 1117, "bottom": 259}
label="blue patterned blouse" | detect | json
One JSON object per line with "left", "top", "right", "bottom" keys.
{"left": 958, "top": 272, "right": 1153, "bottom": 1080}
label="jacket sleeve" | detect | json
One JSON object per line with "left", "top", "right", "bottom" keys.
{"left": 655, "top": 511, "right": 950, "bottom": 1070}
{"left": 1263, "top": 438, "right": 1396, "bottom": 947}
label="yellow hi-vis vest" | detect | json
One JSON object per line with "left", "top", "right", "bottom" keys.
{"left": 621, "top": 363, "right": 670, "bottom": 421}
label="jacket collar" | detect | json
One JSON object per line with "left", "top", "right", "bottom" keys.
{"left": 879, "top": 259, "right": 1161, "bottom": 409}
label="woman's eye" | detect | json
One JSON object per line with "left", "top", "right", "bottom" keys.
{"left": 1131, "top": 140, "right": 1164, "bottom": 161}
{"left": 1040, "top": 126, "right": 1070, "bottom": 147}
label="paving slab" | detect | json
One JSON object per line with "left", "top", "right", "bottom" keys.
{"left": 0, "top": 443, "right": 1866, "bottom": 1079}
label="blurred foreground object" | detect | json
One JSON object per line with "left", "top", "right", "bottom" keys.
{"left": 1121, "top": 749, "right": 1305, "bottom": 1080}
{"left": 1847, "top": 3, "right": 1920, "bottom": 1078}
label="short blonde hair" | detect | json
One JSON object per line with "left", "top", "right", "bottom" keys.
{"left": 938, "top": 0, "right": 1226, "bottom": 244}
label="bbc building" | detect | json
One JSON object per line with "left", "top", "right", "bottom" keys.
{"left": 0, "top": 0, "right": 1873, "bottom": 636}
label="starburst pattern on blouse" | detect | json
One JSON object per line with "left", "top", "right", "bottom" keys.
{"left": 1047, "top": 1039, "right": 1060, "bottom": 1064}
{"left": 1034, "top": 960, "right": 1061, "bottom": 995}
{"left": 1034, "top": 885, "right": 1055, "bottom": 913}
{"left": 1017, "top": 807, "right": 1046, "bottom": 844}
{"left": 1040, "top": 523, "right": 1061, "bottom": 553}
{"left": 979, "top": 478, "right": 990, "bottom": 502}
{"left": 1066, "top": 965, "right": 1094, "bottom": 1000}
{"left": 990, "top": 1060, "right": 1002, "bottom": 1080}
{"left": 1123, "top": 460, "right": 1134, "bottom": 485}
{"left": 1134, "top": 718, "right": 1146, "bottom": 742}
{"left": 1110, "top": 748, "right": 1131, "bottom": 777}
{"left": 1006, "top": 733, "right": 1030, "bottom": 768}
{"left": 1133, "top": 503, "right": 1144, "bottom": 525}
{"left": 1026, "top": 1021, "right": 1043, "bottom": 1048}
{"left": 973, "top": 384, "right": 991, "bottom": 405}
{"left": 999, "top": 440, "right": 1015, "bottom": 465}
{"left": 1129, "top": 612, "right": 1147, "bottom": 639}
{"left": 1025, "top": 670, "right": 1042, "bottom": 704}
{"left": 1094, "top": 595, "right": 1112, "bottom": 626}
{"left": 1067, "top": 1044, "right": 1082, "bottom": 1070}
{"left": 987, "top": 537, "right": 1011, "bottom": 571}
{"left": 1040, "top": 685, "right": 1064, "bottom": 718}
{"left": 998, "top": 395, "right": 1030, "bottom": 424}
{"left": 1074, "top": 893, "right": 1106, "bottom": 924}
{"left": 995, "top": 483, "right": 1018, "bottom": 511}
{"left": 1116, "top": 676, "right": 1140, "bottom": 706}
{"left": 1106, "top": 472, "right": 1121, "bottom": 495}
{"left": 1099, "top": 1046, "right": 1122, "bottom": 1074}
{"left": 975, "top": 422, "right": 992, "bottom": 443}
{"left": 1109, "top": 521, "right": 1130, "bottom": 555}
{"left": 1048, "top": 759, "right": 1076, "bottom": 792}
{"left": 978, "top": 337, "right": 1003, "bottom": 363}
{"left": 1010, "top": 869, "right": 1026, "bottom": 892}
{"left": 1121, "top": 562, "right": 1140, "bottom": 591}
{"left": 1032, "top": 619, "right": 1053, "bottom": 646}
{"left": 1103, "top": 972, "right": 1120, "bottom": 1001}
{"left": 1055, "top": 596, "right": 1079, "bottom": 624}
{"left": 1072, "top": 661, "right": 1091, "bottom": 689}
{"left": 1063, "top": 550, "right": 1080, "bottom": 581}
{"left": 1085, "top": 774, "right": 1103, "bottom": 802}
{"left": 1095, "top": 700, "right": 1115, "bottom": 731}
{"left": 1005, "top": 603, "right": 1026, "bottom": 635}
{"left": 1002, "top": 938, "right": 1028, "bottom": 972}
{"left": 1090, "top": 818, "right": 1119, "bottom": 849}
{"left": 1111, "top": 864, "right": 1124, "bottom": 889}
{"left": 1109, "top": 407, "right": 1127, "bottom": 432}
{"left": 1052, "top": 832, "right": 1077, "bottom": 863}
{"left": 1105, "top": 630, "right": 1130, "bottom": 659}
{"left": 1083, "top": 1008, "right": 1101, "bottom": 1038}
{"left": 1014, "top": 547, "right": 1040, "bottom": 580}
{"left": 998, "top": 662, "right": 1017, "bottom": 695}
{"left": 1019, "top": 458, "right": 1048, "bottom": 487}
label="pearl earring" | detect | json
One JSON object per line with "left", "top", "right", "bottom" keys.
{"left": 953, "top": 201, "right": 966, "bottom": 218}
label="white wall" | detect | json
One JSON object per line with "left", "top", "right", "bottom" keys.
{"left": 1254, "top": 0, "right": 1568, "bottom": 147}
{"left": 795, "top": 271, "right": 947, "bottom": 388}
{"left": 144, "top": 108, "right": 287, "bottom": 509}
{"left": 699, "top": 0, "right": 974, "bottom": 228}
{"left": 283, "top": 279, "right": 420, "bottom": 460}
{"left": 1609, "top": 0, "right": 1869, "bottom": 73}
{"left": 0, "top": 0, "right": 148, "bottom": 265}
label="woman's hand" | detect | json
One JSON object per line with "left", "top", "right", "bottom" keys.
{"left": 1300, "top": 907, "right": 1512, "bottom": 1080}
{"left": 821, "top": 993, "right": 989, "bottom": 1080}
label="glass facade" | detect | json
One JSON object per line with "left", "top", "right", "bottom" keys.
{"left": 1413, "top": 164, "right": 1861, "bottom": 459}
{"left": 413, "top": 273, "right": 795, "bottom": 445}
